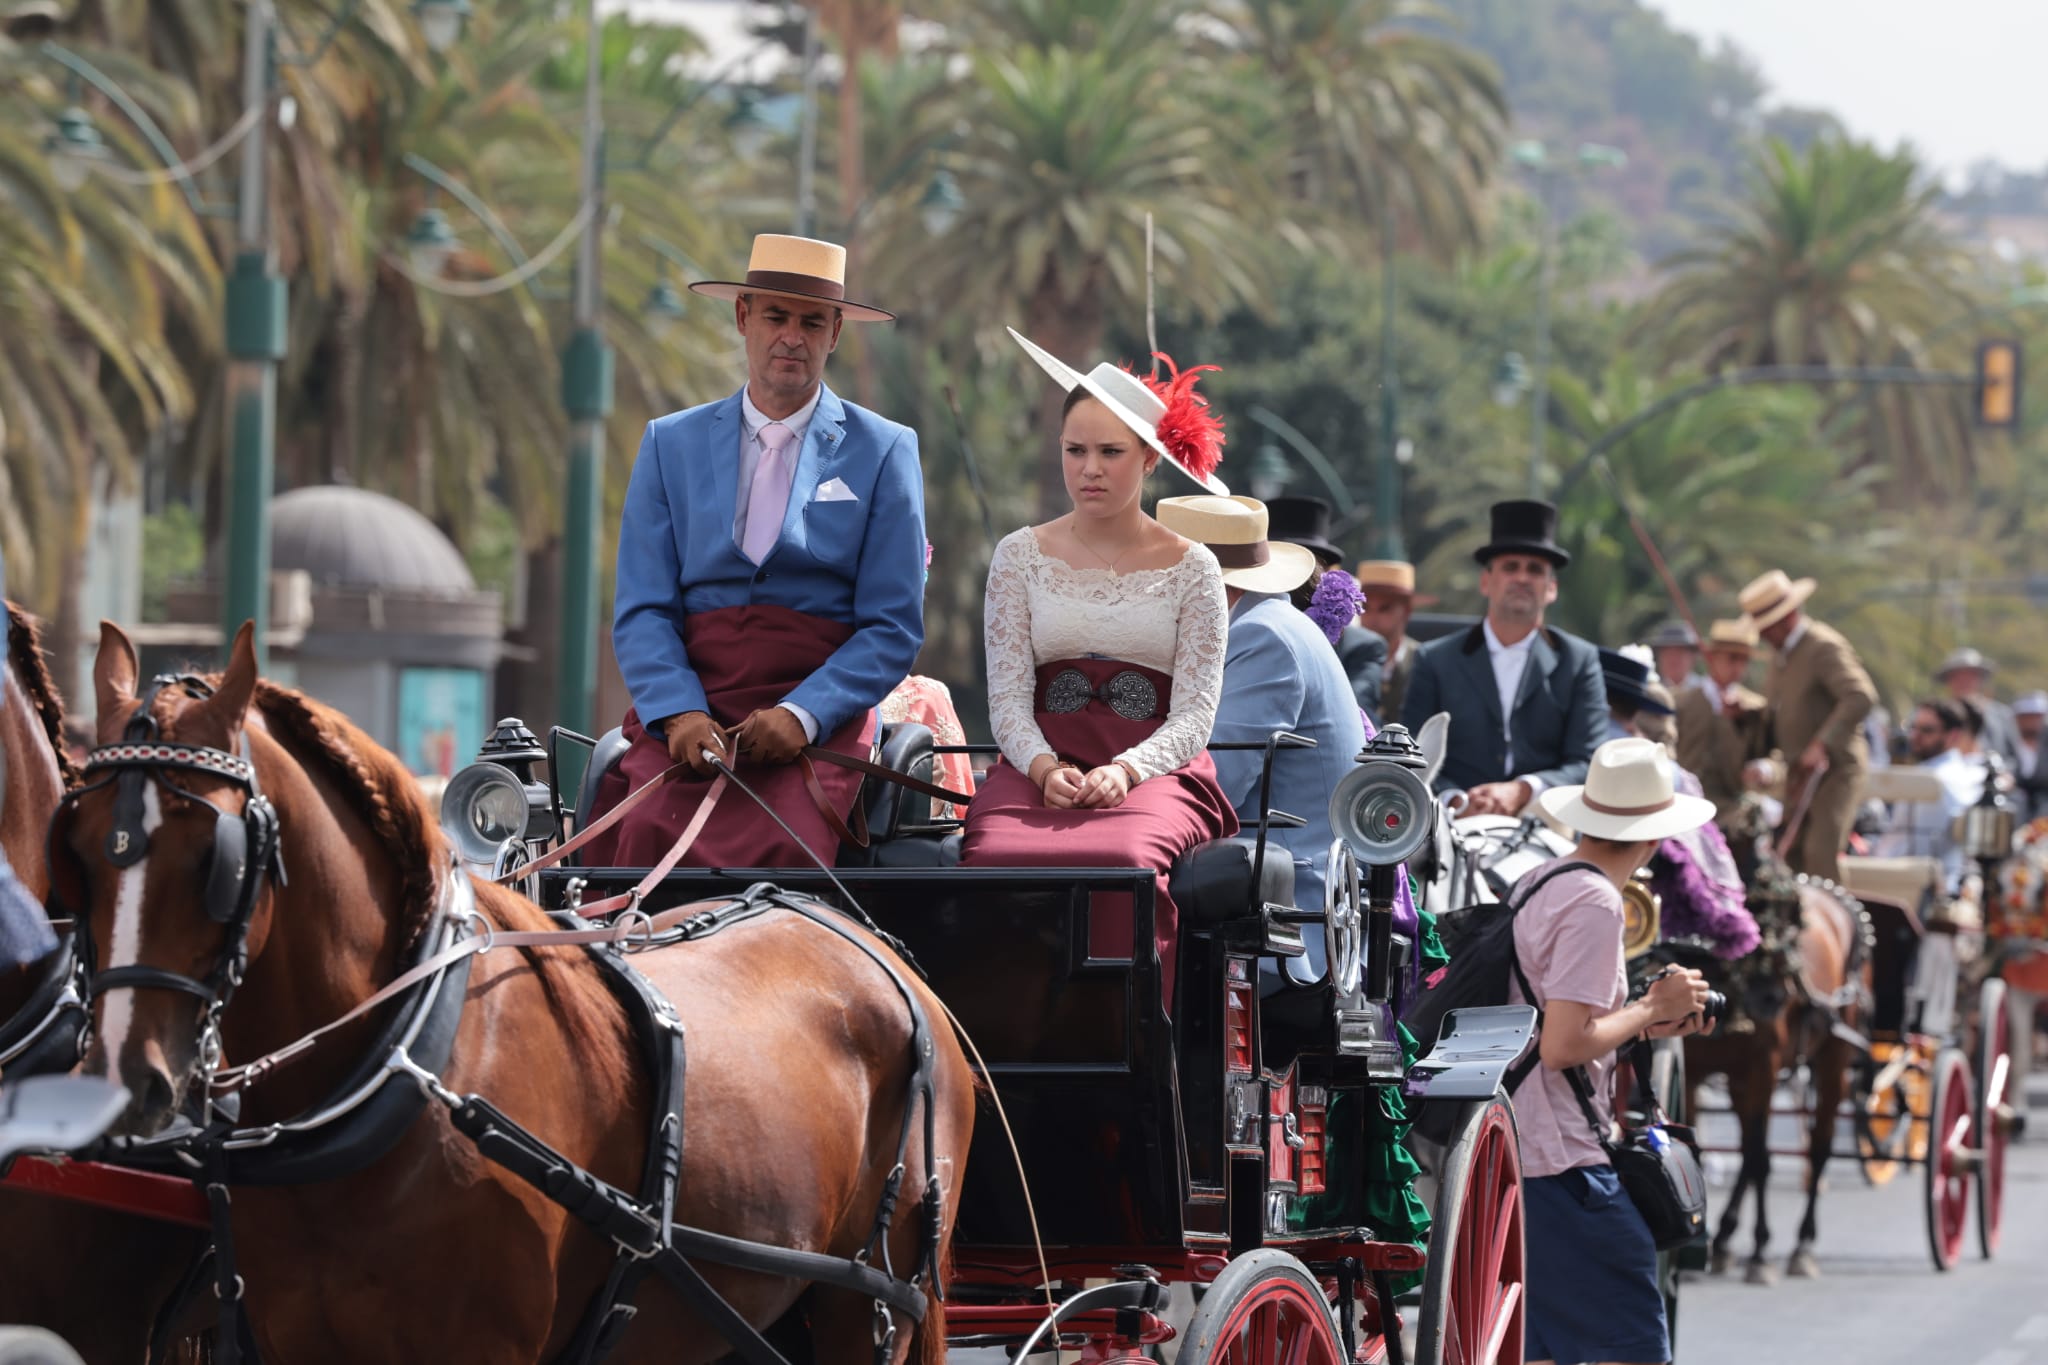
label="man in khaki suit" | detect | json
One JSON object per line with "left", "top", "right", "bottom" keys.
{"left": 1741, "top": 569, "right": 1878, "bottom": 882}
{"left": 1356, "top": 559, "right": 1433, "bottom": 725}
{"left": 1675, "top": 618, "right": 1771, "bottom": 826}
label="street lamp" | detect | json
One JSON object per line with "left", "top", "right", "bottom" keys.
{"left": 411, "top": 0, "right": 471, "bottom": 55}
{"left": 404, "top": 207, "right": 461, "bottom": 277}
{"left": 44, "top": 106, "right": 109, "bottom": 190}
{"left": 1513, "top": 139, "right": 1626, "bottom": 498}
{"left": 641, "top": 279, "right": 688, "bottom": 339}
{"left": 1249, "top": 444, "right": 1292, "bottom": 502}
{"left": 1492, "top": 351, "right": 1531, "bottom": 409}
{"left": 919, "top": 169, "right": 965, "bottom": 237}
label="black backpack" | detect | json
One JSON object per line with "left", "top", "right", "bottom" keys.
{"left": 1409, "top": 859, "right": 1600, "bottom": 1142}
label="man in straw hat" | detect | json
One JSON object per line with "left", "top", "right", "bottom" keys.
{"left": 594, "top": 234, "right": 925, "bottom": 867}
{"left": 1356, "top": 558, "right": 1434, "bottom": 725}
{"left": 1157, "top": 494, "right": 1367, "bottom": 981}
{"left": 1739, "top": 568, "right": 1878, "bottom": 882}
{"left": 1675, "top": 618, "right": 1771, "bottom": 826}
{"left": 1936, "top": 646, "right": 2021, "bottom": 768}
{"left": 1507, "top": 737, "right": 1715, "bottom": 1365}
{"left": 1403, "top": 499, "right": 1607, "bottom": 816}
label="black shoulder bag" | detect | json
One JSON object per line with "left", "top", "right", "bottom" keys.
{"left": 1559, "top": 1042, "right": 1708, "bottom": 1251}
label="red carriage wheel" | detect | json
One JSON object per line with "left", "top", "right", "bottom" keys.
{"left": 1976, "top": 976, "right": 2013, "bottom": 1260}
{"left": 1176, "top": 1249, "right": 1346, "bottom": 1364}
{"left": 1416, "top": 1092, "right": 1525, "bottom": 1365}
{"left": 1923, "top": 1047, "right": 1975, "bottom": 1272}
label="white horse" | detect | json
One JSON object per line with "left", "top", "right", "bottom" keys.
{"left": 1407, "top": 712, "right": 1575, "bottom": 924}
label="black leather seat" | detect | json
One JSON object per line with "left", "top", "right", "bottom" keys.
{"left": 1168, "top": 838, "right": 1296, "bottom": 928}
{"left": 573, "top": 727, "right": 635, "bottom": 852}
{"left": 864, "top": 722, "right": 935, "bottom": 838}
{"left": 869, "top": 833, "right": 964, "bottom": 868}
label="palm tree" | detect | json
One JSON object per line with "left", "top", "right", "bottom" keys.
{"left": 1643, "top": 137, "right": 1980, "bottom": 500}
{"left": 866, "top": 32, "right": 1289, "bottom": 517}
{"left": 1218, "top": 0, "right": 1507, "bottom": 256}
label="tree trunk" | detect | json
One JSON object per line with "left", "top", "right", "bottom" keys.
{"left": 1023, "top": 260, "right": 1108, "bottom": 523}
{"left": 47, "top": 489, "right": 90, "bottom": 712}
{"left": 836, "top": 38, "right": 876, "bottom": 407}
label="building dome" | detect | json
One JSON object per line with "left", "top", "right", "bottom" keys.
{"left": 269, "top": 486, "right": 476, "bottom": 596}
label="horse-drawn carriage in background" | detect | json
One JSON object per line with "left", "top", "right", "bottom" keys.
{"left": 435, "top": 713, "right": 1537, "bottom": 1363}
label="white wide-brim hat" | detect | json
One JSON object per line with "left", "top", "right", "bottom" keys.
{"left": 1008, "top": 326, "right": 1230, "bottom": 495}
{"left": 1538, "top": 736, "right": 1716, "bottom": 843}
{"left": 1156, "top": 495, "right": 1317, "bottom": 595}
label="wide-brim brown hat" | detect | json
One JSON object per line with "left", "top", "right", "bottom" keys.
{"left": 689, "top": 233, "right": 894, "bottom": 323}
{"left": 1702, "top": 617, "right": 1759, "bottom": 656}
{"left": 1737, "top": 568, "right": 1816, "bottom": 632}
{"left": 1156, "top": 495, "right": 1316, "bottom": 594}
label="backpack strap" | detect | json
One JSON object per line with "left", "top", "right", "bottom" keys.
{"left": 1500, "top": 860, "right": 1604, "bottom": 1097}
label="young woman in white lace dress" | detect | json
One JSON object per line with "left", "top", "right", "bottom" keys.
{"left": 962, "top": 330, "right": 1239, "bottom": 1001}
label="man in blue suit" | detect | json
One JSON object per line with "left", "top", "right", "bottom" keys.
{"left": 1159, "top": 495, "right": 1367, "bottom": 982}
{"left": 594, "top": 234, "right": 925, "bottom": 867}
{"left": 1401, "top": 500, "right": 1604, "bottom": 817}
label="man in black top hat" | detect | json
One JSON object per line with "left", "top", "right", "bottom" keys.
{"left": 1402, "top": 499, "right": 1606, "bottom": 814}
{"left": 1267, "top": 495, "right": 1389, "bottom": 721}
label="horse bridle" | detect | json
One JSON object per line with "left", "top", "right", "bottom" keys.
{"left": 55, "top": 675, "right": 285, "bottom": 1066}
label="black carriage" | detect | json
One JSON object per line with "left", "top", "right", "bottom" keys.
{"left": 438, "top": 715, "right": 1538, "bottom": 1363}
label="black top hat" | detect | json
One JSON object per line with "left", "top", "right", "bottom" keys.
{"left": 1263, "top": 496, "right": 1345, "bottom": 567}
{"left": 1600, "top": 647, "right": 1673, "bottom": 716}
{"left": 1474, "top": 498, "right": 1570, "bottom": 568}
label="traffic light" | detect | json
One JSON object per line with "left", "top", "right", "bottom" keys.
{"left": 1976, "top": 339, "right": 2022, "bottom": 429}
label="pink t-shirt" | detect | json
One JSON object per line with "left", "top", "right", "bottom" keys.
{"left": 1506, "top": 860, "right": 1627, "bottom": 1178}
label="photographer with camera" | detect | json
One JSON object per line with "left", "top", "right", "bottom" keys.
{"left": 1507, "top": 737, "right": 1718, "bottom": 1365}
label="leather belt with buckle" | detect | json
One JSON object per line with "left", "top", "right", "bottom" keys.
{"left": 1041, "top": 668, "right": 1162, "bottom": 721}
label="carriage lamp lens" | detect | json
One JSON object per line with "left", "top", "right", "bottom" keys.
{"left": 1330, "top": 761, "right": 1435, "bottom": 867}
{"left": 470, "top": 782, "right": 527, "bottom": 844}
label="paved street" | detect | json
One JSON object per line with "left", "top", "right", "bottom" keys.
{"left": 1678, "top": 1074, "right": 2048, "bottom": 1364}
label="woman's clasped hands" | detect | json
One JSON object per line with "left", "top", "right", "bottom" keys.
{"left": 1031, "top": 755, "right": 1133, "bottom": 810}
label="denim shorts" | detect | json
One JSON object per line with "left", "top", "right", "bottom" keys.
{"left": 1524, "top": 1165, "right": 1669, "bottom": 1364}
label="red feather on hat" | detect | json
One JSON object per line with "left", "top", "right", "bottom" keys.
{"left": 1137, "top": 353, "right": 1224, "bottom": 483}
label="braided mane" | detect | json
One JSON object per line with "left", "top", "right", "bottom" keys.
{"left": 5, "top": 602, "right": 82, "bottom": 788}
{"left": 248, "top": 680, "right": 446, "bottom": 951}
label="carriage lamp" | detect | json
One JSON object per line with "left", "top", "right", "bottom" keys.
{"left": 1331, "top": 725, "right": 1436, "bottom": 869}
{"left": 411, "top": 0, "right": 472, "bottom": 53}
{"left": 1960, "top": 768, "right": 2017, "bottom": 865}
{"left": 439, "top": 719, "right": 555, "bottom": 868}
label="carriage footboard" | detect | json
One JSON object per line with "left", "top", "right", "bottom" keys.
{"left": 1403, "top": 1006, "right": 1538, "bottom": 1102}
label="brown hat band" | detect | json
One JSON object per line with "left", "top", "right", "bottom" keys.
{"left": 1582, "top": 793, "right": 1675, "bottom": 818}
{"left": 1748, "top": 592, "right": 1791, "bottom": 620}
{"left": 1209, "top": 541, "right": 1272, "bottom": 569}
{"left": 744, "top": 269, "right": 846, "bottom": 301}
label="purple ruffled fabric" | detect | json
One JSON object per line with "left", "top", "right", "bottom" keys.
{"left": 1650, "top": 803, "right": 1760, "bottom": 960}
{"left": 1307, "top": 571, "right": 1364, "bottom": 645}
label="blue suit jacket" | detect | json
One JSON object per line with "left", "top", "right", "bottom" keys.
{"left": 612, "top": 384, "right": 926, "bottom": 737}
{"left": 1211, "top": 594, "right": 1369, "bottom": 973}
{"left": 1401, "top": 622, "right": 1605, "bottom": 795}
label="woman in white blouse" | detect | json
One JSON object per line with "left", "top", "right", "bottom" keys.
{"left": 962, "top": 329, "right": 1239, "bottom": 1001}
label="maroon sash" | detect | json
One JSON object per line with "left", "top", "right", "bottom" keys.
{"left": 584, "top": 604, "right": 876, "bottom": 868}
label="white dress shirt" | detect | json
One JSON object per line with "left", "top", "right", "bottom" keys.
{"left": 2018, "top": 739, "right": 2040, "bottom": 781}
{"left": 735, "top": 385, "right": 825, "bottom": 742}
{"left": 1778, "top": 618, "right": 1808, "bottom": 657}
{"left": 1483, "top": 619, "right": 1546, "bottom": 795}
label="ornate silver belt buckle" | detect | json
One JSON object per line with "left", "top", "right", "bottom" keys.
{"left": 1105, "top": 671, "right": 1158, "bottom": 721}
{"left": 1044, "top": 668, "right": 1092, "bottom": 714}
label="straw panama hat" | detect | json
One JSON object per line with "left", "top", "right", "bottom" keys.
{"left": 1156, "top": 495, "right": 1317, "bottom": 595}
{"left": 689, "top": 233, "right": 894, "bottom": 322}
{"left": 1737, "top": 568, "right": 1816, "bottom": 632}
{"left": 1702, "top": 618, "right": 1759, "bottom": 654}
{"left": 1008, "top": 327, "right": 1230, "bottom": 495}
{"left": 1538, "top": 737, "right": 1716, "bottom": 843}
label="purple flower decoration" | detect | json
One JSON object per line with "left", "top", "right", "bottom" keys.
{"left": 1650, "top": 820, "right": 1761, "bottom": 960}
{"left": 1305, "top": 570, "right": 1364, "bottom": 645}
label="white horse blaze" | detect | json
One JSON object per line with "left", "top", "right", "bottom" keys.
{"left": 98, "top": 782, "right": 163, "bottom": 1066}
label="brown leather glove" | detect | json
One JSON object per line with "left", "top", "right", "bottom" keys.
{"left": 663, "top": 711, "right": 729, "bottom": 779}
{"left": 733, "top": 706, "right": 808, "bottom": 766}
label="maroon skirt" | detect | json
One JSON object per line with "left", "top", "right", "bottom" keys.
{"left": 960, "top": 658, "right": 1237, "bottom": 1002}
{"left": 583, "top": 604, "right": 875, "bottom": 868}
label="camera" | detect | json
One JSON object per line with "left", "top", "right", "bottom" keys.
{"left": 1635, "top": 965, "right": 1726, "bottom": 1029}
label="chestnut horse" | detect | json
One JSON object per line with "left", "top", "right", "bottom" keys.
{"left": 63, "top": 623, "right": 974, "bottom": 1365}
{"left": 1685, "top": 831, "right": 1867, "bottom": 1285}
{"left": 0, "top": 606, "right": 212, "bottom": 1365}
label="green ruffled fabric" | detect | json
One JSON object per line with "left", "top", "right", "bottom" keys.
{"left": 1288, "top": 909, "right": 1452, "bottom": 1277}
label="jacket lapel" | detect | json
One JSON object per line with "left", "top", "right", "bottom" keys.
{"left": 774, "top": 383, "right": 846, "bottom": 558}
{"left": 1455, "top": 626, "right": 1504, "bottom": 734}
{"left": 709, "top": 390, "right": 745, "bottom": 554}
{"left": 1516, "top": 630, "right": 1559, "bottom": 713}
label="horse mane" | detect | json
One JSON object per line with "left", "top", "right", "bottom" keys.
{"left": 243, "top": 681, "right": 634, "bottom": 1086}
{"left": 249, "top": 680, "right": 447, "bottom": 952}
{"left": 5, "top": 603, "right": 81, "bottom": 788}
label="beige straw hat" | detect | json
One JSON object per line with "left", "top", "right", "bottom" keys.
{"left": 689, "top": 233, "right": 894, "bottom": 322}
{"left": 1156, "top": 495, "right": 1317, "bottom": 595}
{"left": 1537, "top": 737, "right": 1716, "bottom": 842}
{"left": 1737, "top": 569, "right": 1817, "bottom": 632}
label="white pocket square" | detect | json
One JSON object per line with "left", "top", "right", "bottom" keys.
{"left": 815, "top": 478, "right": 860, "bottom": 503}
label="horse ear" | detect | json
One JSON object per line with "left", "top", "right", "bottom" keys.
{"left": 93, "top": 620, "right": 139, "bottom": 725}
{"left": 206, "top": 621, "right": 260, "bottom": 730}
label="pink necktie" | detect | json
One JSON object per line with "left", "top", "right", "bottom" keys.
{"left": 743, "top": 421, "right": 796, "bottom": 563}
